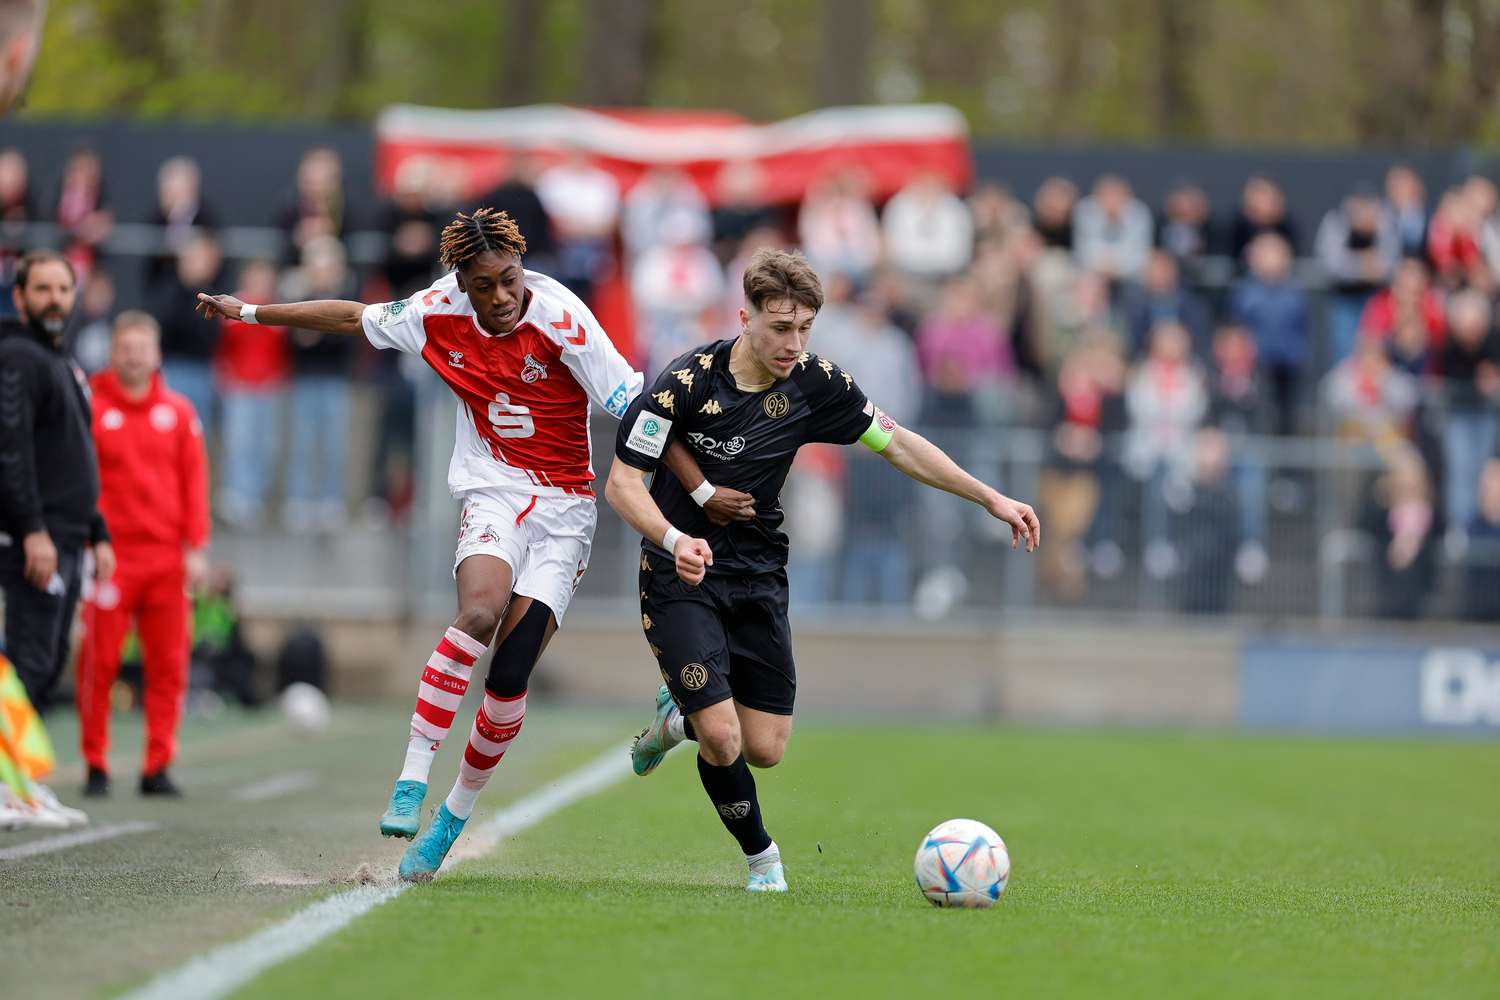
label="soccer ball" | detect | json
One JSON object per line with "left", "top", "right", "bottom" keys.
{"left": 913, "top": 818, "right": 1010, "bottom": 908}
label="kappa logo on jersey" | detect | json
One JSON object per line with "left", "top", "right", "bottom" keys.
{"left": 672, "top": 368, "right": 695, "bottom": 390}
{"left": 818, "top": 358, "right": 835, "bottom": 380}
{"left": 681, "top": 662, "right": 709, "bottom": 691}
{"left": 604, "top": 381, "right": 632, "bottom": 417}
{"left": 696, "top": 352, "right": 714, "bottom": 370}
{"left": 642, "top": 613, "right": 654, "bottom": 631}
{"left": 448, "top": 350, "right": 465, "bottom": 368}
{"left": 652, "top": 389, "right": 676, "bottom": 414}
{"left": 716, "top": 800, "right": 752, "bottom": 820}
{"left": 700, "top": 399, "right": 723, "bottom": 415}
{"left": 626, "top": 410, "right": 672, "bottom": 458}
{"left": 842, "top": 370, "right": 854, "bottom": 391}
{"left": 520, "top": 353, "right": 549, "bottom": 383}
{"left": 687, "top": 431, "right": 746, "bottom": 461}
{"left": 763, "top": 392, "right": 790, "bottom": 419}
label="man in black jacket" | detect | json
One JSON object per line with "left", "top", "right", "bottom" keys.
{"left": 0, "top": 249, "right": 114, "bottom": 708}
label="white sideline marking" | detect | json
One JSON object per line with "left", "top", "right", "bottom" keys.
{"left": 229, "top": 770, "right": 317, "bottom": 802}
{"left": 121, "top": 745, "right": 632, "bottom": 1000}
{"left": 0, "top": 820, "right": 159, "bottom": 861}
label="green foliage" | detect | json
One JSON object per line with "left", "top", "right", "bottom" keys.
{"left": 18, "top": 0, "right": 1500, "bottom": 144}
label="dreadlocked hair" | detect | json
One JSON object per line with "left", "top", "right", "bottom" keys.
{"left": 438, "top": 207, "right": 527, "bottom": 271}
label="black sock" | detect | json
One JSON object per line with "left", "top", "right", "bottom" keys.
{"left": 696, "top": 753, "right": 771, "bottom": 856}
{"left": 682, "top": 716, "right": 696, "bottom": 741}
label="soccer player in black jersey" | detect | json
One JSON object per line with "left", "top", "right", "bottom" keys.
{"left": 604, "top": 249, "right": 1040, "bottom": 892}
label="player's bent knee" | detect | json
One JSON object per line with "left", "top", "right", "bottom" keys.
{"left": 692, "top": 715, "right": 742, "bottom": 766}
{"left": 453, "top": 605, "right": 502, "bottom": 646}
{"left": 743, "top": 742, "right": 784, "bottom": 769}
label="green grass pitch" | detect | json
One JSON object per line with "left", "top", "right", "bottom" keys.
{"left": 234, "top": 725, "right": 1498, "bottom": 1000}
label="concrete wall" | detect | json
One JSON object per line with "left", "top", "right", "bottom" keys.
{"left": 244, "top": 612, "right": 1240, "bottom": 726}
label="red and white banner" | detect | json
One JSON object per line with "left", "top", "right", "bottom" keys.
{"left": 374, "top": 103, "right": 972, "bottom": 204}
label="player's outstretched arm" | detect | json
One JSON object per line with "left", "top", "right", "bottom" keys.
{"left": 660, "top": 441, "right": 755, "bottom": 526}
{"left": 604, "top": 458, "right": 715, "bottom": 585}
{"left": 195, "top": 292, "right": 365, "bottom": 335}
{"left": 879, "top": 426, "right": 1040, "bottom": 552}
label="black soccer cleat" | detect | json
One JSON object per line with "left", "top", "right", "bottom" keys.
{"left": 83, "top": 767, "right": 110, "bottom": 798}
{"left": 139, "top": 770, "right": 183, "bottom": 798}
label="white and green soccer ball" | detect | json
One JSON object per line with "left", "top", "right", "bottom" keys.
{"left": 914, "top": 818, "right": 1010, "bottom": 908}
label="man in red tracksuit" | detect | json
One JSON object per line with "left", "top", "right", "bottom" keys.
{"left": 78, "top": 310, "right": 210, "bottom": 798}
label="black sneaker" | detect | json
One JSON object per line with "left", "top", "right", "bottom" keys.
{"left": 83, "top": 767, "right": 110, "bottom": 798}
{"left": 139, "top": 770, "right": 183, "bottom": 797}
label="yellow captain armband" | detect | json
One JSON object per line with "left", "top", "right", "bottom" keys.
{"left": 859, "top": 406, "right": 897, "bottom": 452}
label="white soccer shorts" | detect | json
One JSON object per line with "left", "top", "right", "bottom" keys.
{"left": 453, "top": 489, "right": 596, "bottom": 623}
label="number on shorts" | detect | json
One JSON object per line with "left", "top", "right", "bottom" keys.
{"left": 488, "top": 392, "right": 535, "bottom": 438}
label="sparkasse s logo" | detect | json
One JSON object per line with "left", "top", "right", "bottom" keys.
{"left": 1420, "top": 649, "right": 1500, "bottom": 726}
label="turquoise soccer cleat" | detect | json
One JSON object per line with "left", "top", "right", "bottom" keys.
{"left": 630, "top": 685, "right": 683, "bottom": 777}
{"left": 746, "top": 860, "right": 788, "bottom": 893}
{"left": 379, "top": 779, "right": 426, "bottom": 839}
{"left": 398, "top": 804, "right": 467, "bottom": 882}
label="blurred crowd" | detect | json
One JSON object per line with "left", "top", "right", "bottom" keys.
{"left": 1, "top": 144, "right": 1497, "bottom": 620}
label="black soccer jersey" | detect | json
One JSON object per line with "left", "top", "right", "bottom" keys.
{"left": 614, "top": 338, "right": 874, "bottom": 575}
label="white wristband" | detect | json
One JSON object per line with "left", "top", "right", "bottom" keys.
{"left": 662, "top": 526, "right": 685, "bottom": 552}
{"left": 239, "top": 303, "right": 258, "bottom": 324}
{"left": 689, "top": 479, "right": 716, "bottom": 506}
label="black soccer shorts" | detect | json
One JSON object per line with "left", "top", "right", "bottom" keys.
{"left": 638, "top": 550, "right": 796, "bottom": 717}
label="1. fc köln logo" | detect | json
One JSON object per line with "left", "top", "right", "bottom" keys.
{"left": 521, "top": 353, "right": 549, "bottom": 383}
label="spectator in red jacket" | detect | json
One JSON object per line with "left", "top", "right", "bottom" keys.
{"left": 77, "top": 311, "right": 210, "bottom": 799}
{"left": 1357, "top": 257, "right": 1446, "bottom": 374}
{"left": 215, "top": 259, "right": 287, "bottom": 528}
{"left": 1426, "top": 187, "right": 1487, "bottom": 291}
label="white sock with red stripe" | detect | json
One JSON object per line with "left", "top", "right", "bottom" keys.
{"left": 443, "top": 690, "right": 526, "bottom": 820}
{"left": 398, "top": 626, "right": 489, "bottom": 784}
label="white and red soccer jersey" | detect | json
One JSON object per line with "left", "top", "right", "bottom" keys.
{"left": 361, "top": 269, "right": 642, "bottom": 498}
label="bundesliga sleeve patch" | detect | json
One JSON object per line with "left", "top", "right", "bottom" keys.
{"left": 625, "top": 410, "right": 673, "bottom": 459}
{"left": 377, "top": 299, "right": 409, "bottom": 326}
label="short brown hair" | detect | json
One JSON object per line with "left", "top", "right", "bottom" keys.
{"left": 742, "top": 249, "right": 824, "bottom": 315}
{"left": 15, "top": 249, "right": 73, "bottom": 290}
{"left": 112, "top": 309, "right": 160, "bottom": 339}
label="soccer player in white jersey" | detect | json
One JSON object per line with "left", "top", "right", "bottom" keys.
{"left": 197, "top": 209, "right": 747, "bottom": 880}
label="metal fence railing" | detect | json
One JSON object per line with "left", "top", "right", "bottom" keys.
{"left": 368, "top": 396, "right": 1495, "bottom": 625}
{"left": 6, "top": 220, "right": 1496, "bottom": 624}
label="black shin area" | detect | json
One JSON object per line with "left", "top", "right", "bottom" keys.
{"left": 683, "top": 716, "right": 697, "bottom": 741}
{"left": 696, "top": 753, "right": 771, "bottom": 856}
{"left": 483, "top": 600, "right": 554, "bottom": 698}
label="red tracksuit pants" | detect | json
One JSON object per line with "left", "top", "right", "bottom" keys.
{"left": 77, "top": 545, "right": 189, "bottom": 774}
